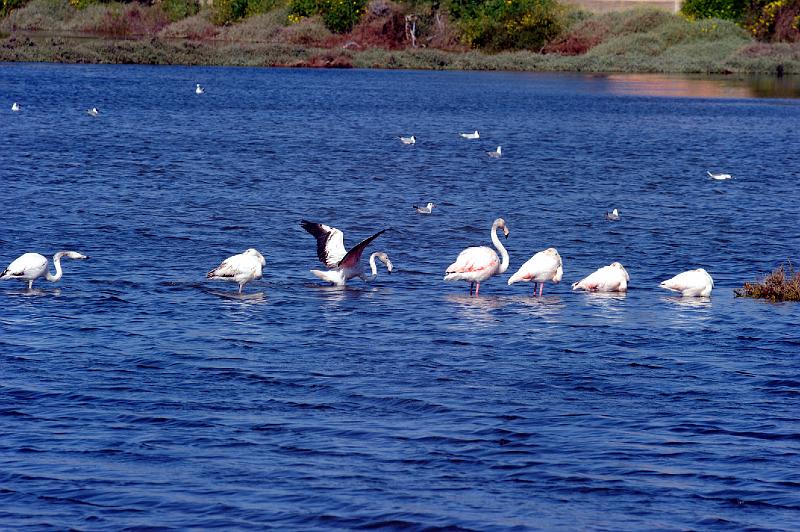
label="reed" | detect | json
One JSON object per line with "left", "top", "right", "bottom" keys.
{"left": 735, "top": 263, "right": 800, "bottom": 302}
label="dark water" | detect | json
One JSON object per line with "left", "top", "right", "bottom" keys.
{"left": 2, "top": 64, "right": 800, "bottom": 530}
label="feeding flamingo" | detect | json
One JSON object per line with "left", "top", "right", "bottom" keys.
{"left": 444, "top": 218, "right": 510, "bottom": 296}
{"left": 206, "top": 248, "right": 265, "bottom": 293}
{"left": 659, "top": 268, "right": 713, "bottom": 297}
{"left": 1, "top": 251, "right": 88, "bottom": 290}
{"left": 507, "top": 247, "right": 563, "bottom": 296}
{"left": 572, "top": 262, "right": 629, "bottom": 292}
{"left": 301, "top": 220, "right": 391, "bottom": 286}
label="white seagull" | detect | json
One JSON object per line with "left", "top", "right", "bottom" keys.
{"left": 605, "top": 208, "right": 620, "bottom": 221}
{"left": 87, "top": 107, "right": 99, "bottom": 117}
{"left": 1, "top": 251, "right": 88, "bottom": 290}
{"left": 460, "top": 130, "right": 480, "bottom": 139}
{"left": 487, "top": 146, "right": 502, "bottom": 158}
{"left": 399, "top": 135, "right": 416, "bottom": 145}
{"left": 508, "top": 247, "right": 563, "bottom": 296}
{"left": 444, "top": 218, "right": 509, "bottom": 296}
{"left": 206, "top": 248, "right": 266, "bottom": 293}
{"left": 11, "top": 102, "right": 20, "bottom": 112}
{"left": 301, "top": 220, "right": 391, "bottom": 286}
{"left": 195, "top": 83, "right": 205, "bottom": 94}
{"left": 413, "top": 202, "right": 435, "bottom": 214}
{"left": 572, "top": 262, "right": 629, "bottom": 292}
{"left": 707, "top": 171, "right": 732, "bottom": 180}
{"left": 659, "top": 268, "right": 714, "bottom": 297}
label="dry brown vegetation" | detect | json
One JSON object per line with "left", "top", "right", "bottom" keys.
{"left": 735, "top": 263, "right": 800, "bottom": 302}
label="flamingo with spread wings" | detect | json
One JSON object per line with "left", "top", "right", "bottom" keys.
{"left": 301, "top": 220, "right": 392, "bottom": 286}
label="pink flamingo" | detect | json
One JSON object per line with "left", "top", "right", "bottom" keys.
{"left": 301, "top": 220, "right": 390, "bottom": 286}
{"left": 572, "top": 262, "right": 629, "bottom": 292}
{"left": 444, "top": 218, "right": 510, "bottom": 296}
{"left": 507, "top": 247, "right": 563, "bottom": 296}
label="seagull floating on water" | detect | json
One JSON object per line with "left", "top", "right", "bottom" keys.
{"left": 87, "top": 107, "right": 99, "bottom": 117}
{"left": 399, "top": 135, "right": 416, "bottom": 145}
{"left": 460, "top": 130, "right": 480, "bottom": 139}
{"left": 11, "top": 102, "right": 20, "bottom": 112}
{"left": 508, "top": 247, "right": 563, "bottom": 296}
{"left": 605, "top": 208, "right": 620, "bottom": 221}
{"left": 487, "top": 146, "right": 502, "bottom": 158}
{"left": 572, "top": 262, "right": 629, "bottom": 292}
{"left": 659, "top": 268, "right": 713, "bottom": 297}
{"left": 413, "top": 202, "right": 435, "bottom": 214}
{"left": 195, "top": 83, "right": 205, "bottom": 94}
{"left": 707, "top": 171, "right": 732, "bottom": 180}
{"left": 1, "top": 251, "right": 88, "bottom": 290}
{"left": 444, "top": 218, "right": 509, "bottom": 296}
{"left": 301, "top": 220, "right": 391, "bottom": 286}
{"left": 206, "top": 248, "right": 265, "bottom": 294}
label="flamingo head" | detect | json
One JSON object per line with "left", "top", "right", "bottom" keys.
{"left": 373, "top": 252, "right": 393, "bottom": 273}
{"left": 244, "top": 248, "right": 266, "bottom": 266}
{"left": 494, "top": 218, "right": 509, "bottom": 239}
{"left": 56, "top": 251, "right": 89, "bottom": 260}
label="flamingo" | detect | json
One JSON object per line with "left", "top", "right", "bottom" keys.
{"left": 195, "top": 83, "right": 205, "bottom": 94}
{"left": 572, "top": 262, "right": 629, "bottom": 292}
{"left": 707, "top": 171, "right": 732, "bottom": 180}
{"left": 400, "top": 135, "right": 416, "bottom": 145}
{"left": 605, "top": 208, "right": 620, "bottom": 221}
{"left": 87, "top": 107, "right": 99, "bottom": 117}
{"left": 460, "top": 130, "right": 480, "bottom": 139}
{"left": 11, "top": 102, "right": 20, "bottom": 112}
{"left": 659, "top": 268, "right": 713, "bottom": 297}
{"left": 487, "top": 146, "right": 502, "bottom": 158}
{"left": 1, "top": 251, "right": 88, "bottom": 290}
{"left": 301, "top": 220, "right": 390, "bottom": 286}
{"left": 413, "top": 202, "right": 435, "bottom": 214}
{"left": 507, "top": 248, "right": 563, "bottom": 296}
{"left": 444, "top": 218, "right": 510, "bottom": 296}
{"left": 206, "top": 248, "right": 265, "bottom": 293}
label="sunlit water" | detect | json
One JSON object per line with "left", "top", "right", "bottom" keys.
{"left": 1, "top": 64, "right": 800, "bottom": 530}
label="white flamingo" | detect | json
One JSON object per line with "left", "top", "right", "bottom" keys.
{"left": 195, "top": 83, "right": 205, "bottom": 94}
{"left": 301, "top": 220, "right": 391, "bottom": 286}
{"left": 444, "top": 218, "right": 510, "bottom": 296}
{"left": 1, "top": 251, "right": 88, "bottom": 290}
{"left": 87, "top": 107, "right": 99, "bottom": 117}
{"left": 460, "top": 130, "right": 479, "bottom": 139}
{"left": 508, "top": 247, "right": 563, "bottom": 296}
{"left": 707, "top": 171, "right": 732, "bottom": 180}
{"left": 413, "top": 202, "right": 435, "bottom": 214}
{"left": 206, "top": 248, "right": 265, "bottom": 293}
{"left": 399, "top": 135, "right": 416, "bottom": 145}
{"left": 660, "top": 268, "right": 713, "bottom": 297}
{"left": 11, "top": 102, "right": 20, "bottom": 112}
{"left": 572, "top": 262, "right": 629, "bottom": 292}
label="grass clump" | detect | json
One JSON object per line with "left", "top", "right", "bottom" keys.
{"left": 735, "top": 263, "right": 800, "bottom": 301}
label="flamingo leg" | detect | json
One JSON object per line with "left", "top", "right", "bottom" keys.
{"left": 238, "top": 284, "right": 244, "bottom": 294}
{"left": 469, "top": 282, "right": 474, "bottom": 295}
{"left": 27, "top": 280, "right": 33, "bottom": 291}
{"left": 475, "top": 282, "right": 481, "bottom": 296}
{"left": 539, "top": 283, "right": 544, "bottom": 297}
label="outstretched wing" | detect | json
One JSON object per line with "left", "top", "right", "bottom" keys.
{"left": 301, "top": 220, "right": 347, "bottom": 269}
{"left": 338, "top": 229, "right": 387, "bottom": 270}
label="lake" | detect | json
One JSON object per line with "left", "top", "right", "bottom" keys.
{"left": 1, "top": 64, "right": 799, "bottom": 530}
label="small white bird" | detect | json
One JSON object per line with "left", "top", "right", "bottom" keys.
{"left": 659, "top": 268, "right": 713, "bottom": 297}
{"left": 11, "top": 102, "right": 20, "bottom": 112}
{"left": 605, "top": 208, "right": 620, "bottom": 221}
{"left": 400, "top": 135, "right": 416, "bottom": 145}
{"left": 195, "top": 83, "right": 205, "bottom": 94}
{"left": 487, "top": 146, "right": 502, "bottom": 158}
{"left": 1, "top": 251, "right": 88, "bottom": 290}
{"left": 460, "top": 130, "right": 479, "bottom": 139}
{"left": 572, "top": 262, "right": 629, "bottom": 292}
{"left": 707, "top": 171, "right": 732, "bottom": 180}
{"left": 206, "top": 248, "right": 266, "bottom": 293}
{"left": 508, "top": 247, "right": 563, "bottom": 296}
{"left": 413, "top": 202, "right": 435, "bottom": 214}
{"left": 87, "top": 107, "right": 99, "bottom": 117}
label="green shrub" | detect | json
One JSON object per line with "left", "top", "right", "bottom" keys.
{"left": 458, "top": 0, "right": 566, "bottom": 51}
{"left": 288, "top": 0, "right": 366, "bottom": 33}
{"left": 161, "top": 0, "right": 199, "bottom": 23}
{"left": 681, "top": 0, "right": 747, "bottom": 20}
{"left": 2, "top": 0, "right": 29, "bottom": 16}
{"left": 214, "top": 0, "right": 287, "bottom": 25}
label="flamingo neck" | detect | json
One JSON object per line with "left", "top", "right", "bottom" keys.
{"left": 490, "top": 222, "right": 509, "bottom": 274}
{"left": 45, "top": 253, "right": 64, "bottom": 282}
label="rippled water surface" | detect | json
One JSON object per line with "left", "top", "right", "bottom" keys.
{"left": 2, "top": 64, "right": 800, "bottom": 530}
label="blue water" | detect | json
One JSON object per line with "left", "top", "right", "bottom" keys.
{"left": 2, "top": 63, "right": 800, "bottom": 530}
